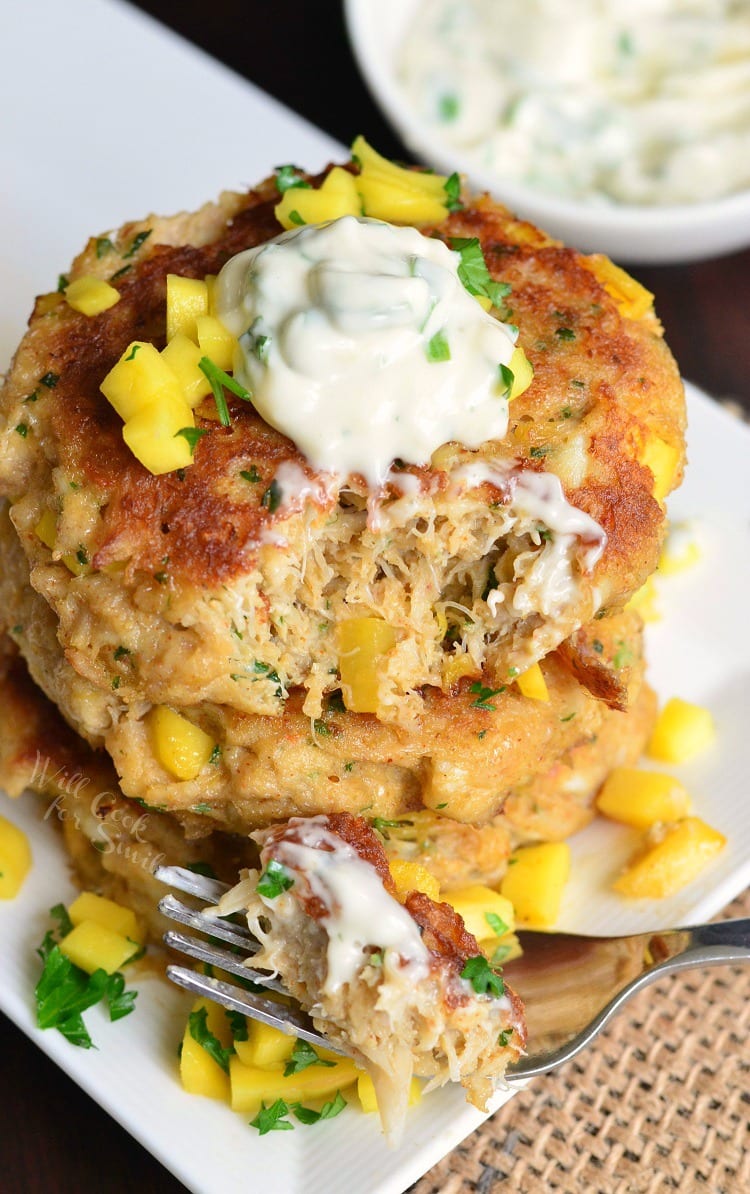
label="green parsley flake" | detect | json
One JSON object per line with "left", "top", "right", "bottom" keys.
{"left": 498, "top": 363, "right": 514, "bottom": 398}
{"left": 256, "top": 858, "right": 294, "bottom": 899}
{"left": 498, "top": 1028, "right": 514, "bottom": 1048}
{"left": 57, "top": 274, "right": 69, "bottom": 294}
{"left": 40, "top": 371, "right": 59, "bottom": 389}
{"left": 241, "top": 465, "right": 261, "bottom": 483}
{"left": 123, "top": 229, "right": 152, "bottom": 259}
{"left": 250, "top": 1099, "right": 294, "bottom": 1135}
{"left": 124, "top": 343, "right": 142, "bottom": 361}
{"left": 198, "top": 357, "right": 251, "bottom": 426}
{"left": 484, "top": 912, "right": 509, "bottom": 937}
{"left": 291, "top": 1091, "right": 347, "bottom": 1125}
{"left": 175, "top": 426, "right": 209, "bottom": 455}
{"left": 439, "top": 94, "right": 460, "bottom": 122}
{"left": 261, "top": 478, "right": 283, "bottom": 513}
{"left": 188, "top": 1006, "right": 234, "bottom": 1073}
{"left": 96, "top": 237, "right": 114, "bottom": 258}
{"left": 283, "top": 1038, "right": 336, "bottom": 1077}
{"left": 288, "top": 210, "right": 305, "bottom": 226}
{"left": 275, "top": 165, "right": 312, "bottom": 194}
{"left": 555, "top": 327, "right": 576, "bottom": 341}
{"left": 15, "top": 424, "right": 28, "bottom": 437}
{"left": 110, "top": 265, "right": 132, "bottom": 282}
{"left": 426, "top": 330, "right": 451, "bottom": 363}
{"left": 460, "top": 954, "right": 505, "bottom": 997}
{"left": 225, "top": 1010, "right": 249, "bottom": 1042}
{"left": 443, "top": 170, "right": 463, "bottom": 212}
{"left": 449, "top": 237, "right": 511, "bottom": 309}
{"left": 469, "top": 682, "right": 504, "bottom": 711}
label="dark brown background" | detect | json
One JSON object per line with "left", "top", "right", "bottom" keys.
{"left": 2, "top": 3, "right": 748, "bottom": 1192}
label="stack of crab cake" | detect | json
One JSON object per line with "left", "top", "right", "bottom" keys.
{"left": 0, "top": 153, "right": 684, "bottom": 916}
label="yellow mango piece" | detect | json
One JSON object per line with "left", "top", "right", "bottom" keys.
{"left": 275, "top": 167, "right": 361, "bottom": 231}
{"left": 196, "top": 314, "right": 236, "bottom": 372}
{"left": 659, "top": 522, "right": 701, "bottom": 576}
{"left": 355, "top": 173, "right": 448, "bottom": 225}
{"left": 338, "top": 618, "right": 397, "bottom": 713}
{"left": 597, "top": 767, "right": 691, "bottom": 830}
{"left": 357, "top": 1071, "right": 421, "bottom": 1114}
{"left": 500, "top": 843, "right": 570, "bottom": 927}
{"left": 640, "top": 433, "right": 680, "bottom": 503}
{"left": 586, "top": 256, "right": 654, "bottom": 320}
{"left": 101, "top": 341, "right": 184, "bottom": 421}
{"left": 516, "top": 662, "right": 549, "bottom": 702}
{"left": 34, "top": 509, "right": 57, "bottom": 549}
{"left": 389, "top": 858, "right": 441, "bottom": 903}
{"left": 59, "top": 920, "right": 139, "bottom": 975}
{"left": 442, "top": 653, "right": 478, "bottom": 689}
{"left": 122, "top": 393, "right": 195, "bottom": 475}
{"left": 204, "top": 274, "right": 218, "bottom": 315}
{"left": 234, "top": 1020, "right": 295, "bottom": 1070}
{"left": 626, "top": 576, "right": 661, "bottom": 623}
{"left": 166, "top": 275, "right": 208, "bottom": 343}
{"left": 478, "top": 931, "right": 523, "bottom": 964}
{"left": 148, "top": 705, "right": 216, "bottom": 781}
{"left": 0, "top": 814, "right": 32, "bottom": 899}
{"left": 507, "top": 346, "right": 534, "bottom": 401}
{"left": 444, "top": 885, "right": 516, "bottom": 940}
{"left": 180, "top": 998, "right": 231, "bottom": 1101}
{"left": 613, "top": 817, "right": 726, "bottom": 899}
{"left": 161, "top": 334, "right": 213, "bottom": 408}
{"left": 648, "top": 697, "right": 716, "bottom": 764}
{"left": 69, "top": 891, "right": 145, "bottom": 944}
{"left": 60, "top": 549, "right": 90, "bottom": 577}
{"left": 65, "top": 275, "right": 120, "bottom": 316}
{"left": 351, "top": 136, "right": 447, "bottom": 199}
{"left": 229, "top": 1055, "right": 358, "bottom": 1113}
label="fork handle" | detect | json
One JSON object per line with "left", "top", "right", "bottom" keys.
{"left": 685, "top": 916, "right": 750, "bottom": 963}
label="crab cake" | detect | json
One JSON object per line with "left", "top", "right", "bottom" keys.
{"left": 0, "top": 156, "right": 684, "bottom": 757}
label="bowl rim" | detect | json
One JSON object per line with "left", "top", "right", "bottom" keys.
{"left": 343, "top": 0, "right": 750, "bottom": 236}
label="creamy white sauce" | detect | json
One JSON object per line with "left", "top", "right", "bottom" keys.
{"left": 399, "top": 0, "right": 750, "bottom": 205}
{"left": 216, "top": 216, "right": 517, "bottom": 487}
{"left": 260, "top": 817, "right": 429, "bottom": 994}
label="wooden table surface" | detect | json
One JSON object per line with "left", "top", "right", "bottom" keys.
{"left": 2, "top": 3, "right": 748, "bottom": 1192}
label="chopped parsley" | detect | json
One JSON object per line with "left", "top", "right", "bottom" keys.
{"left": 555, "top": 327, "right": 576, "bottom": 341}
{"left": 569, "top": 379, "right": 585, "bottom": 388}
{"left": 57, "top": 274, "right": 69, "bottom": 294}
{"left": 124, "top": 343, "right": 142, "bottom": 361}
{"left": 250, "top": 1099, "right": 295, "bottom": 1135}
{"left": 460, "top": 954, "right": 505, "bottom": 998}
{"left": 192, "top": 802, "right": 212, "bottom": 815}
{"left": 498, "top": 362, "right": 514, "bottom": 398}
{"left": 256, "top": 859, "right": 294, "bottom": 899}
{"left": 490, "top": 943, "right": 513, "bottom": 966}
{"left": 288, "top": 210, "right": 305, "bottom": 226}
{"left": 106, "top": 973, "right": 138, "bottom": 1022}
{"left": 613, "top": 641, "right": 633, "bottom": 669}
{"left": 313, "top": 719, "right": 332, "bottom": 737}
{"left": 438, "top": 94, "right": 460, "bottom": 123}
{"left": 261, "top": 478, "right": 283, "bottom": 513}
{"left": 188, "top": 1006, "right": 234, "bottom": 1073}
{"left": 275, "top": 165, "right": 312, "bottom": 194}
{"left": 592, "top": 639, "right": 604, "bottom": 654}
{"left": 497, "top": 1028, "right": 514, "bottom": 1048}
{"left": 291, "top": 1091, "right": 347, "bottom": 1125}
{"left": 122, "top": 229, "right": 152, "bottom": 259}
{"left": 40, "top": 371, "right": 59, "bottom": 389}
{"left": 343, "top": 761, "right": 355, "bottom": 773}
{"left": 208, "top": 744, "right": 222, "bottom": 765}
{"left": 15, "top": 423, "right": 28, "bottom": 437}
{"left": 449, "top": 237, "right": 511, "bottom": 309}
{"left": 484, "top": 912, "right": 509, "bottom": 937}
{"left": 23, "top": 390, "right": 38, "bottom": 403}
{"left": 110, "top": 265, "right": 132, "bottom": 282}
{"left": 443, "top": 170, "right": 463, "bottom": 211}
{"left": 225, "top": 1010, "right": 249, "bottom": 1042}
{"left": 253, "top": 334, "right": 270, "bottom": 363}
{"left": 76, "top": 547, "right": 89, "bottom": 566}
{"left": 185, "top": 861, "right": 218, "bottom": 878}
{"left": 114, "top": 645, "right": 130, "bottom": 661}
{"left": 240, "top": 465, "right": 261, "bottom": 483}
{"left": 96, "top": 236, "right": 114, "bottom": 258}
{"left": 560, "top": 712, "right": 577, "bottom": 723}
{"left": 371, "top": 817, "right": 412, "bottom": 840}
{"left": 175, "top": 426, "right": 209, "bottom": 455}
{"left": 283, "top": 1038, "right": 335, "bottom": 1077}
{"left": 469, "top": 682, "right": 504, "bottom": 711}
{"left": 426, "top": 330, "right": 451, "bottom": 363}
{"left": 198, "top": 356, "right": 251, "bottom": 426}
{"left": 529, "top": 445, "right": 549, "bottom": 458}
{"left": 111, "top": 676, "right": 121, "bottom": 690}
{"left": 252, "top": 660, "right": 285, "bottom": 698}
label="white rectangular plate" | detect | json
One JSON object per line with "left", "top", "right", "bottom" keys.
{"left": 1, "top": 3, "right": 749, "bottom": 1193}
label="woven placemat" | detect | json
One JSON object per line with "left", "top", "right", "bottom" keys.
{"left": 411, "top": 887, "right": 749, "bottom": 1194}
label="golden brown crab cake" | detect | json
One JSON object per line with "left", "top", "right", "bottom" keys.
{"left": 0, "top": 159, "right": 683, "bottom": 741}
{"left": 218, "top": 812, "right": 525, "bottom": 1140}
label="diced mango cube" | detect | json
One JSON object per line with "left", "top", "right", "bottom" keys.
{"left": 443, "top": 885, "right": 516, "bottom": 941}
{"left": 357, "top": 1071, "right": 421, "bottom": 1114}
{"left": 34, "top": 509, "right": 57, "bottom": 549}
{"left": 148, "top": 705, "right": 216, "bottom": 781}
{"left": 640, "top": 434, "right": 680, "bottom": 503}
{"left": 229, "top": 1054, "right": 358, "bottom": 1113}
{"left": 442, "top": 652, "right": 478, "bottom": 689}
{"left": 122, "top": 393, "right": 195, "bottom": 475}
{"left": 586, "top": 256, "right": 654, "bottom": 320}
{"left": 166, "top": 275, "right": 209, "bottom": 343}
{"left": 101, "top": 341, "right": 184, "bottom": 421}
{"left": 161, "top": 333, "right": 213, "bottom": 407}
{"left": 180, "top": 997, "right": 231, "bottom": 1101}
{"left": 204, "top": 274, "right": 218, "bottom": 315}
{"left": 352, "top": 136, "right": 447, "bottom": 198}
{"left": 275, "top": 167, "right": 361, "bottom": 231}
{"left": 0, "top": 814, "right": 32, "bottom": 899}
{"left": 355, "top": 173, "right": 448, "bottom": 226}
{"left": 68, "top": 891, "right": 145, "bottom": 944}
{"left": 59, "top": 920, "right": 139, "bottom": 975}
{"left": 516, "top": 661, "right": 549, "bottom": 702}
{"left": 659, "top": 522, "right": 701, "bottom": 576}
{"left": 389, "top": 858, "right": 441, "bottom": 903}
{"left": 478, "top": 931, "right": 523, "bottom": 964}
{"left": 613, "top": 817, "right": 726, "bottom": 899}
{"left": 597, "top": 767, "right": 691, "bottom": 830}
{"left": 507, "top": 346, "right": 534, "bottom": 401}
{"left": 65, "top": 275, "right": 120, "bottom": 316}
{"left": 234, "top": 1020, "right": 295, "bottom": 1070}
{"left": 196, "top": 315, "right": 236, "bottom": 372}
{"left": 500, "top": 843, "right": 570, "bottom": 927}
{"left": 338, "top": 618, "right": 397, "bottom": 713}
{"left": 648, "top": 697, "right": 716, "bottom": 764}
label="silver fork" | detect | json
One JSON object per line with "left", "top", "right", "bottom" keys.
{"left": 155, "top": 865, "right": 750, "bottom": 1078}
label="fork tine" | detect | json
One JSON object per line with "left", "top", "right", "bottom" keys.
{"left": 164, "top": 929, "right": 286, "bottom": 994}
{"left": 159, "top": 893, "right": 259, "bottom": 952}
{"left": 167, "top": 966, "right": 349, "bottom": 1056}
{"left": 154, "top": 864, "right": 231, "bottom": 903}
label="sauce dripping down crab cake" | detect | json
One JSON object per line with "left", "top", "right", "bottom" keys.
{"left": 0, "top": 152, "right": 684, "bottom": 757}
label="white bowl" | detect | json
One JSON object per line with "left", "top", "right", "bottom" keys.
{"left": 344, "top": 0, "right": 750, "bottom": 264}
